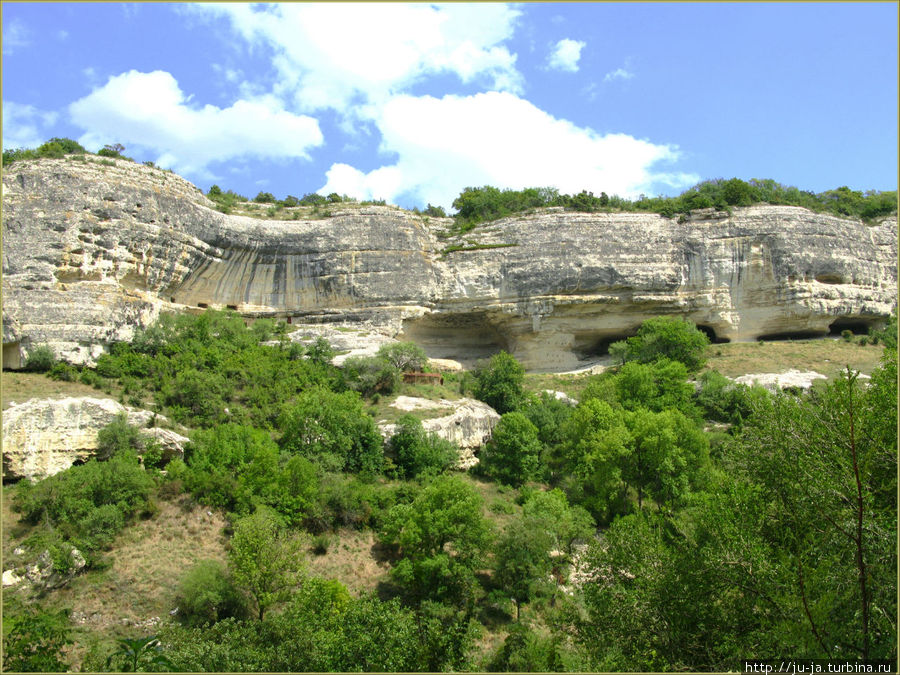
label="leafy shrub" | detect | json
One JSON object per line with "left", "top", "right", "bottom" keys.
{"left": 97, "top": 143, "right": 124, "bottom": 158}
{"left": 473, "top": 351, "right": 525, "bottom": 414}
{"left": 609, "top": 317, "right": 710, "bottom": 372}
{"left": 342, "top": 355, "right": 399, "bottom": 397}
{"left": 377, "top": 342, "right": 428, "bottom": 372}
{"left": 279, "top": 388, "right": 384, "bottom": 475}
{"left": 389, "top": 415, "right": 457, "bottom": 479}
{"left": 23, "top": 345, "right": 55, "bottom": 372}
{"left": 2, "top": 606, "right": 72, "bottom": 673}
{"left": 176, "top": 560, "right": 248, "bottom": 626}
{"left": 15, "top": 452, "right": 154, "bottom": 555}
{"left": 96, "top": 413, "right": 145, "bottom": 459}
{"left": 479, "top": 412, "right": 543, "bottom": 487}
{"left": 47, "top": 361, "right": 78, "bottom": 381}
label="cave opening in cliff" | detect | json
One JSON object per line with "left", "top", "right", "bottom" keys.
{"left": 3, "top": 342, "right": 22, "bottom": 370}
{"left": 400, "top": 312, "right": 510, "bottom": 365}
{"left": 696, "top": 324, "right": 730, "bottom": 344}
{"left": 828, "top": 317, "right": 878, "bottom": 336}
{"left": 571, "top": 332, "right": 634, "bottom": 360}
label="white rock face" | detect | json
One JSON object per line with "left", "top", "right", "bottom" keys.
{"left": 732, "top": 369, "right": 828, "bottom": 391}
{"left": 1, "top": 397, "right": 187, "bottom": 481}
{"left": 380, "top": 397, "right": 501, "bottom": 469}
{"left": 2, "top": 159, "right": 896, "bottom": 371}
{"left": 543, "top": 390, "right": 579, "bottom": 406}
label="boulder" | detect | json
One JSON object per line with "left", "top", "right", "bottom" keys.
{"left": 2, "top": 397, "right": 182, "bottom": 481}
{"left": 732, "top": 369, "right": 828, "bottom": 391}
{"left": 23, "top": 547, "right": 87, "bottom": 590}
{"left": 380, "top": 397, "right": 501, "bottom": 469}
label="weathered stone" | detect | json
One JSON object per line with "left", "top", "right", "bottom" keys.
{"left": 1, "top": 396, "right": 181, "bottom": 481}
{"left": 2, "top": 159, "right": 896, "bottom": 372}
{"left": 732, "top": 369, "right": 828, "bottom": 391}
{"left": 379, "top": 397, "right": 501, "bottom": 469}
{"left": 23, "top": 547, "right": 87, "bottom": 590}
{"left": 2, "top": 569, "right": 24, "bottom": 587}
{"left": 543, "top": 390, "right": 578, "bottom": 406}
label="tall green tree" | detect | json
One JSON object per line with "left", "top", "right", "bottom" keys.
{"left": 229, "top": 509, "right": 306, "bottom": 620}
{"left": 473, "top": 350, "right": 525, "bottom": 414}
{"left": 379, "top": 475, "right": 493, "bottom": 605}
{"left": 480, "top": 412, "right": 543, "bottom": 486}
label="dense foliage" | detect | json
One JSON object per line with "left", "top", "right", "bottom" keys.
{"left": 6, "top": 311, "right": 896, "bottom": 672}
{"left": 450, "top": 179, "right": 897, "bottom": 231}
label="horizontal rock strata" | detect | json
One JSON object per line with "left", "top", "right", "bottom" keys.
{"left": 3, "top": 158, "right": 896, "bottom": 372}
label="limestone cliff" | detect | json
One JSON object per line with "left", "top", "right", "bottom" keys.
{"left": 2, "top": 157, "right": 896, "bottom": 371}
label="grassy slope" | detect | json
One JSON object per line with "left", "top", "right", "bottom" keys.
{"left": 0, "top": 337, "right": 889, "bottom": 668}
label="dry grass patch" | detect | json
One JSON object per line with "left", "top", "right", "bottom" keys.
{"left": 1, "top": 372, "right": 117, "bottom": 410}
{"left": 703, "top": 338, "right": 885, "bottom": 379}
{"left": 304, "top": 528, "right": 392, "bottom": 596}
{"left": 42, "top": 495, "right": 229, "bottom": 635}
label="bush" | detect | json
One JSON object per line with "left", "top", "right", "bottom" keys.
{"left": 342, "top": 355, "right": 399, "bottom": 397}
{"left": 377, "top": 342, "right": 428, "bottom": 372}
{"left": 473, "top": 351, "right": 525, "bottom": 414}
{"left": 479, "top": 412, "right": 543, "bottom": 487}
{"left": 176, "top": 560, "right": 248, "bottom": 626}
{"left": 23, "top": 345, "right": 55, "bottom": 372}
{"left": 47, "top": 361, "right": 78, "bottom": 382}
{"left": 389, "top": 415, "right": 457, "bottom": 479}
{"left": 97, "top": 143, "right": 124, "bottom": 158}
{"left": 609, "top": 317, "right": 710, "bottom": 372}
{"left": 279, "top": 388, "right": 384, "bottom": 475}
{"left": 96, "top": 413, "right": 145, "bottom": 459}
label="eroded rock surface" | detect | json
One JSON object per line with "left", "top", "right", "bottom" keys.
{"left": 3, "top": 158, "right": 896, "bottom": 372}
{"left": 1, "top": 397, "right": 187, "bottom": 481}
{"left": 379, "top": 397, "right": 501, "bottom": 469}
{"left": 732, "top": 369, "right": 828, "bottom": 391}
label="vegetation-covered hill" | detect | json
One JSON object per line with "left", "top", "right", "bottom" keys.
{"left": 2, "top": 310, "right": 896, "bottom": 672}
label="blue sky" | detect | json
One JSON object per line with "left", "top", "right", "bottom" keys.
{"left": 3, "top": 2, "right": 897, "bottom": 210}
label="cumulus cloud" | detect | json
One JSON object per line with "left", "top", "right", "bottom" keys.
{"left": 68, "top": 70, "right": 323, "bottom": 175}
{"left": 2, "top": 101, "right": 58, "bottom": 149}
{"left": 319, "top": 92, "right": 698, "bottom": 208}
{"left": 193, "top": 3, "right": 523, "bottom": 113}
{"left": 547, "top": 38, "right": 586, "bottom": 72}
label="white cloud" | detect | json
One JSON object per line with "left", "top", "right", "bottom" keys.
{"left": 547, "top": 38, "right": 586, "bottom": 73}
{"left": 193, "top": 3, "right": 523, "bottom": 113}
{"left": 2, "top": 101, "right": 58, "bottom": 149}
{"left": 604, "top": 67, "right": 634, "bottom": 82}
{"left": 319, "top": 92, "right": 698, "bottom": 208}
{"left": 67, "top": 70, "right": 324, "bottom": 175}
{"left": 3, "top": 19, "right": 32, "bottom": 55}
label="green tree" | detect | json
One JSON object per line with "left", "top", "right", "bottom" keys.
{"left": 2, "top": 607, "right": 72, "bottom": 672}
{"left": 480, "top": 411, "right": 542, "bottom": 486}
{"left": 389, "top": 414, "right": 457, "bottom": 479}
{"left": 473, "top": 350, "right": 525, "bottom": 414}
{"left": 377, "top": 341, "right": 428, "bottom": 372}
{"left": 229, "top": 509, "right": 306, "bottom": 620}
{"left": 342, "top": 355, "right": 399, "bottom": 397}
{"left": 279, "top": 387, "right": 384, "bottom": 474}
{"left": 380, "top": 475, "right": 493, "bottom": 605}
{"left": 253, "top": 191, "right": 276, "bottom": 203}
{"left": 610, "top": 316, "right": 710, "bottom": 372}
{"left": 493, "top": 518, "right": 554, "bottom": 621}
{"left": 175, "top": 560, "right": 248, "bottom": 626}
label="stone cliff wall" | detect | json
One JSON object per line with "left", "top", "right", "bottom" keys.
{"left": 2, "top": 158, "right": 896, "bottom": 371}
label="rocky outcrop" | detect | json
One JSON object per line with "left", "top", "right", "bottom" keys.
{"left": 732, "top": 369, "right": 829, "bottom": 391}
{"left": 1, "top": 397, "right": 187, "bottom": 481}
{"left": 379, "top": 397, "right": 501, "bottom": 468}
{"left": 3, "top": 547, "right": 87, "bottom": 591}
{"left": 3, "top": 158, "right": 896, "bottom": 372}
